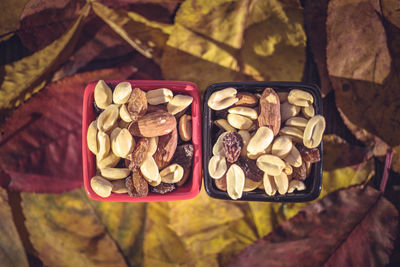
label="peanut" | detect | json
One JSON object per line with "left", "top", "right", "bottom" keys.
{"left": 167, "top": 94, "right": 193, "bottom": 115}
{"left": 226, "top": 164, "right": 245, "bottom": 200}
{"left": 303, "top": 115, "right": 326, "bottom": 148}
{"left": 213, "top": 132, "right": 229, "bottom": 156}
{"left": 94, "top": 80, "right": 112, "bottom": 109}
{"left": 302, "top": 105, "right": 315, "bottom": 118}
{"left": 120, "top": 104, "right": 133, "bottom": 122}
{"left": 113, "top": 82, "right": 132, "bottom": 104}
{"left": 271, "top": 136, "right": 293, "bottom": 158}
{"left": 247, "top": 127, "right": 274, "bottom": 159}
{"left": 228, "top": 107, "right": 258, "bottom": 120}
{"left": 280, "top": 126, "right": 304, "bottom": 142}
{"left": 263, "top": 173, "right": 277, "bottom": 196}
{"left": 97, "top": 131, "right": 110, "bottom": 161}
{"left": 91, "top": 176, "right": 112, "bottom": 198}
{"left": 100, "top": 168, "right": 130, "bottom": 180}
{"left": 97, "top": 152, "right": 120, "bottom": 169}
{"left": 288, "top": 89, "right": 313, "bottom": 107}
{"left": 208, "top": 155, "right": 227, "bottom": 179}
{"left": 288, "top": 179, "right": 306, "bottom": 193}
{"left": 87, "top": 120, "right": 98, "bottom": 154}
{"left": 214, "top": 119, "right": 236, "bottom": 132}
{"left": 243, "top": 178, "right": 262, "bottom": 192}
{"left": 227, "top": 114, "right": 253, "bottom": 130}
{"left": 285, "top": 117, "right": 308, "bottom": 129}
{"left": 237, "top": 130, "right": 251, "bottom": 157}
{"left": 114, "top": 128, "right": 135, "bottom": 158}
{"left": 97, "top": 104, "right": 119, "bottom": 132}
{"left": 208, "top": 87, "right": 238, "bottom": 110}
{"left": 281, "top": 101, "right": 300, "bottom": 122}
{"left": 284, "top": 145, "right": 302, "bottom": 167}
{"left": 256, "top": 154, "right": 285, "bottom": 176}
{"left": 140, "top": 155, "right": 160, "bottom": 183}
{"left": 160, "top": 163, "right": 184, "bottom": 183}
{"left": 274, "top": 172, "right": 289, "bottom": 194}
{"left": 146, "top": 88, "right": 173, "bottom": 105}
{"left": 147, "top": 137, "right": 159, "bottom": 156}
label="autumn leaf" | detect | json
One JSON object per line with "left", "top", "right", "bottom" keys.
{"left": 92, "top": 1, "right": 173, "bottom": 63}
{"left": 0, "top": 3, "right": 90, "bottom": 118}
{"left": 0, "top": 187, "right": 29, "bottom": 266}
{"left": 21, "top": 188, "right": 147, "bottom": 267}
{"left": 0, "top": 0, "right": 29, "bottom": 41}
{"left": 0, "top": 67, "right": 136, "bottom": 193}
{"left": 161, "top": 0, "right": 306, "bottom": 92}
{"left": 231, "top": 185, "right": 398, "bottom": 267}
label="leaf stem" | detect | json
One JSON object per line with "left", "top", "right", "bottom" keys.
{"left": 380, "top": 149, "right": 393, "bottom": 192}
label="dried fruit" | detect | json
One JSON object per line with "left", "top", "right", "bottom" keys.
{"left": 127, "top": 87, "right": 148, "bottom": 122}
{"left": 237, "top": 130, "right": 251, "bottom": 157}
{"left": 215, "top": 175, "right": 227, "bottom": 191}
{"left": 223, "top": 132, "right": 243, "bottom": 163}
{"left": 147, "top": 104, "right": 167, "bottom": 113}
{"left": 233, "top": 92, "right": 258, "bottom": 107}
{"left": 128, "top": 137, "right": 149, "bottom": 171}
{"left": 292, "top": 161, "right": 307, "bottom": 181}
{"left": 295, "top": 143, "right": 321, "bottom": 163}
{"left": 128, "top": 110, "right": 176, "bottom": 137}
{"left": 236, "top": 157, "right": 263, "bottom": 182}
{"left": 258, "top": 88, "right": 281, "bottom": 136}
{"left": 153, "top": 127, "right": 178, "bottom": 169}
{"left": 113, "top": 82, "right": 132, "bottom": 104}
{"left": 173, "top": 144, "right": 194, "bottom": 186}
{"left": 150, "top": 182, "right": 176, "bottom": 194}
{"left": 126, "top": 172, "right": 149, "bottom": 197}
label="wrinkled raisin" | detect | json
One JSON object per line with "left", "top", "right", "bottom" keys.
{"left": 214, "top": 175, "right": 227, "bottom": 191}
{"left": 126, "top": 171, "right": 149, "bottom": 197}
{"left": 173, "top": 144, "right": 194, "bottom": 186}
{"left": 127, "top": 88, "right": 148, "bottom": 122}
{"left": 151, "top": 183, "right": 176, "bottom": 194}
{"left": 292, "top": 162, "right": 307, "bottom": 181}
{"left": 129, "top": 137, "right": 149, "bottom": 171}
{"left": 236, "top": 156, "right": 263, "bottom": 182}
{"left": 295, "top": 143, "right": 320, "bottom": 163}
{"left": 223, "top": 132, "right": 243, "bottom": 163}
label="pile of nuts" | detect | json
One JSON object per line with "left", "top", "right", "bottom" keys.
{"left": 207, "top": 87, "right": 325, "bottom": 200}
{"left": 87, "top": 80, "right": 194, "bottom": 198}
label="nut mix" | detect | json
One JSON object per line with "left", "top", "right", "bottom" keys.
{"left": 207, "top": 87, "right": 325, "bottom": 200}
{"left": 87, "top": 80, "right": 194, "bottom": 198}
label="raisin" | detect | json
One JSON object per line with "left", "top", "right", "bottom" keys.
{"left": 214, "top": 175, "right": 227, "bottom": 191}
{"left": 173, "top": 144, "right": 194, "bottom": 186}
{"left": 292, "top": 162, "right": 307, "bottom": 181}
{"left": 126, "top": 172, "right": 149, "bottom": 197}
{"left": 236, "top": 156, "right": 263, "bottom": 182}
{"left": 223, "top": 132, "right": 243, "bottom": 163}
{"left": 127, "top": 88, "right": 148, "bottom": 122}
{"left": 295, "top": 143, "right": 320, "bottom": 163}
{"left": 214, "top": 109, "right": 228, "bottom": 119}
{"left": 129, "top": 137, "right": 149, "bottom": 171}
{"left": 151, "top": 183, "right": 176, "bottom": 194}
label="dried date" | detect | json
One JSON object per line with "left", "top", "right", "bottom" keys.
{"left": 295, "top": 143, "right": 320, "bottom": 163}
{"left": 151, "top": 183, "right": 176, "bottom": 194}
{"left": 236, "top": 156, "right": 263, "bottom": 182}
{"left": 223, "top": 132, "right": 243, "bottom": 163}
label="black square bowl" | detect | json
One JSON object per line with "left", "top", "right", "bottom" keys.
{"left": 203, "top": 82, "right": 323, "bottom": 202}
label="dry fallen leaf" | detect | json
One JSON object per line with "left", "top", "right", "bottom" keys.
{"left": 0, "top": 0, "right": 29, "bottom": 40}
{"left": 0, "top": 3, "right": 90, "bottom": 118}
{"left": 0, "top": 187, "right": 29, "bottom": 266}
{"left": 161, "top": 0, "right": 306, "bottom": 91}
{"left": 231, "top": 185, "right": 398, "bottom": 267}
{"left": 0, "top": 67, "right": 136, "bottom": 193}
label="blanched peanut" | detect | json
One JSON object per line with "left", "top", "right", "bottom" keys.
{"left": 274, "top": 172, "right": 289, "bottom": 194}
{"left": 146, "top": 88, "right": 173, "bottom": 105}
{"left": 213, "top": 132, "right": 229, "bottom": 156}
{"left": 271, "top": 136, "right": 293, "bottom": 158}
{"left": 228, "top": 107, "right": 258, "bottom": 120}
{"left": 288, "top": 180, "right": 306, "bottom": 193}
{"left": 94, "top": 80, "right": 112, "bottom": 109}
{"left": 208, "top": 87, "right": 238, "bottom": 110}
{"left": 87, "top": 120, "right": 98, "bottom": 154}
{"left": 114, "top": 128, "right": 135, "bottom": 158}
{"left": 113, "top": 82, "right": 132, "bottom": 104}
{"left": 120, "top": 104, "right": 133, "bottom": 122}
{"left": 140, "top": 155, "right": 160, "bottom": 183}
{"left": 243, "top": 178, "right": 262, "bottom": 192}
{"left": 97, "top": 104, "right": 119, "bottom": 132}
{"left": 167, "top": 94, "right": 193, "bottom": 115}
{"left": 160, "top": 163, "right": 184, "bottom": 183}
{"left": 247, "top": 127, "right": 274, "bottom": 158}
{"left": 263, "top": 173, "right": 277, "bottom": 196}
{"left": 97, "top": 152, "right": 120, "bottom": 169}
{"left": 110, "top": 127, "right": 122, "bottom": 156}
{"left": 227, "top": 114, "right": 253, "bottom": 130}
{"left": 100, "top": 168, "right": 130, "bottom": 180}
{"left": 226, "top": 164, "right": 245, "bottom": 200}
{"left": 111, "top": 179, "right": 128, "bottom": 193}
{"left": 256, "top": 154, "right": 286, "bottom": 176}
{"left": 147, "top": 137, "right": 158, "bottom": 156}
{"left": 208, "top": 155, "right": 227, "bottom": 179}
{"left": 285, "top": 117, "right": 308, "bottom": 129}
{"left": 238, "top": 130, "right": 251, "bottom": 157}
{"left": 302, "top": 105, "right": 315, "bottom": 118}
{"left": 303, "top": 115, "right": 326, "bottom": 148}
{"left": 280, "top": 126, "right": 304, "bottom": 142}
{"left": 149, "top": 174, "right": 162, "bottom": 186}
{"left": 281, "top": 102, "right": 300, "bottom": 122}
{"left": 97, "top": 131, "right": 110, "bottom": 161}
{"left": 214, "top": 119, "right": 236, "bottom": 132}
{"left": 283, "top": 162, "right": 293, "bottom": 175}
{"left": 91, "top": 176, "right": 112, "bottom": 198}
{"left": 284, "top": 145, "right": 302, "bottom": 167}
{"left": 288, "top": 89, "right": 313, "bottom": 107}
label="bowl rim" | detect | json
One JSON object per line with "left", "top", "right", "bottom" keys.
{"left": 202, "top": 81, "right": 323, "bottom": 202}
{"left": 82, "top": 80, "right": 202, "bottom": 202}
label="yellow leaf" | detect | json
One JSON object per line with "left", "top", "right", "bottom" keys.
{"left": 92, "top": 1, "right": 172, "bottom": 63}
{"left": 0, "top": 0, "right": 30, "bottom": 40}
{"left": 161, "top": 0, "right": 306, "bottom": 92}
{"left": 0, "top": 3, "right": 90, "bottom": 117}
{"left": 21, "top": 189, "right": 149, "bottom": 267}
{"left": 0, "top": 188, "right": 29, "bottom": 266}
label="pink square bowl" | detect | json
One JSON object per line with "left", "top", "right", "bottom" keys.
{"left": 82, "top": 80, "right": 202, "bottom": 202}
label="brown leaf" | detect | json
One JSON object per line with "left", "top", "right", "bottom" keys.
{"left": 0, "top": 0, "right": 29, "bottom": 40}
{"left": 231, "top": 185, "right": 398, "bottom": 267}
{"left": 0, "top": 188, "right": 29, "bottom": 266}
{"left": 0, "top": 67, "right": 135, "bottom": 193}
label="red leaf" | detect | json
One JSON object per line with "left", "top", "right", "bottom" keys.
{"left": 0, "top": 67, "right": 136, "bottom": 193}
{"left": 230, "top": 185, "right": 398, "bottom": 267}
